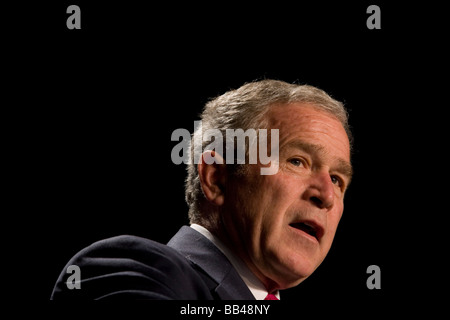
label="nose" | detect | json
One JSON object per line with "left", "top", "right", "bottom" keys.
{"left": 303, "top": 171, "right": 335, "bottom": 210}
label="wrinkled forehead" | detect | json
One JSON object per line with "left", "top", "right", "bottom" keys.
{"left": 265, "top": 103, "right": 351, "bottom": 161}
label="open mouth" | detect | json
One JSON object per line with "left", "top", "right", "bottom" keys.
{"left": 289, "top": 221, "right": 322, "bottom": 241}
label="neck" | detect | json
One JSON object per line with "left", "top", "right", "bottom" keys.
{"left": 200, "top": 218, "right": 280, "bottom": 293}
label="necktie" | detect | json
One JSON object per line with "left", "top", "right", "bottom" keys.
{"left": 264, "top": 293, "right": 279, "bottom": 300}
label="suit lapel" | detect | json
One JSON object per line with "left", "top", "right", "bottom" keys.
{"left": 167, "top": 226, "right": 255, "bottom": 300}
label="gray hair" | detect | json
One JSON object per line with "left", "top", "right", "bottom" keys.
{"left": 185, "top": 79, "right": 352, "bottom": 224}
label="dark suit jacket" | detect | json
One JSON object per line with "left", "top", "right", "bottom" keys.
{"left": 50, "top": 226, "right": 255, "bottom": 300}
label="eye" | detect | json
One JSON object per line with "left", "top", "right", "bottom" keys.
{"left": 289, "top": 158, "right": 304, "bottom": 167}
{"left": 330, "top": 175, "right": 343, "bottom": 188}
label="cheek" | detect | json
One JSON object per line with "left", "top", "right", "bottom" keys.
{"left": 257, "top": 179, "right": 304, "bottom": 251}
{"left": 257, "top": 175, "right": 304, "bottom": 230}
{"left": 238, "top": 175, "right": 296, "bottom": 248}
{"left": 224, "top": 174, "right": 285, "bottom": 243}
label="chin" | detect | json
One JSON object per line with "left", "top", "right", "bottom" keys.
{"left": 277, "top": 275, "right": 308, "bottom": 290}
{"left": 269, "top": 252, "right": 319, "bottom": 290}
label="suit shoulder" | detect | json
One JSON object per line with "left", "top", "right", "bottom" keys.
{"left": 78, "top": 234, "right": 183, "bottom": 260}
{"left": 51, "top": 235, "right": 212, "bottom": 300}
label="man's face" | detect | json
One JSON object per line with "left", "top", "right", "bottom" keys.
{"left": 222, "top": 103, "right": 352, "bottom": 290}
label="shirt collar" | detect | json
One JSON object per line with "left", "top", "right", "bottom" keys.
{"left": 190, "top": 224, "right": 280, "bottom": 300}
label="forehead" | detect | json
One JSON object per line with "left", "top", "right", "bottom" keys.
{"left": 265, "top": 103, "right": 351, "bottom": 162}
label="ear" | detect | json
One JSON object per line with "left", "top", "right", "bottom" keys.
{"left": 198, "top": 150, "right": 226, "bottom": 206}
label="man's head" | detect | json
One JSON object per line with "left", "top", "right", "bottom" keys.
{"left": 185, "top": 79, "right": 353, "bottom": 291}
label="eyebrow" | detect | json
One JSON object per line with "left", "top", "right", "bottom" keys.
{"left": 284, "top": 140, "right": 353, "bottom": 182}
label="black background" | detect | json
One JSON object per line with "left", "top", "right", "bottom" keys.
{"left": 5, "top": 0, "right": 445, "bottom": 316}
